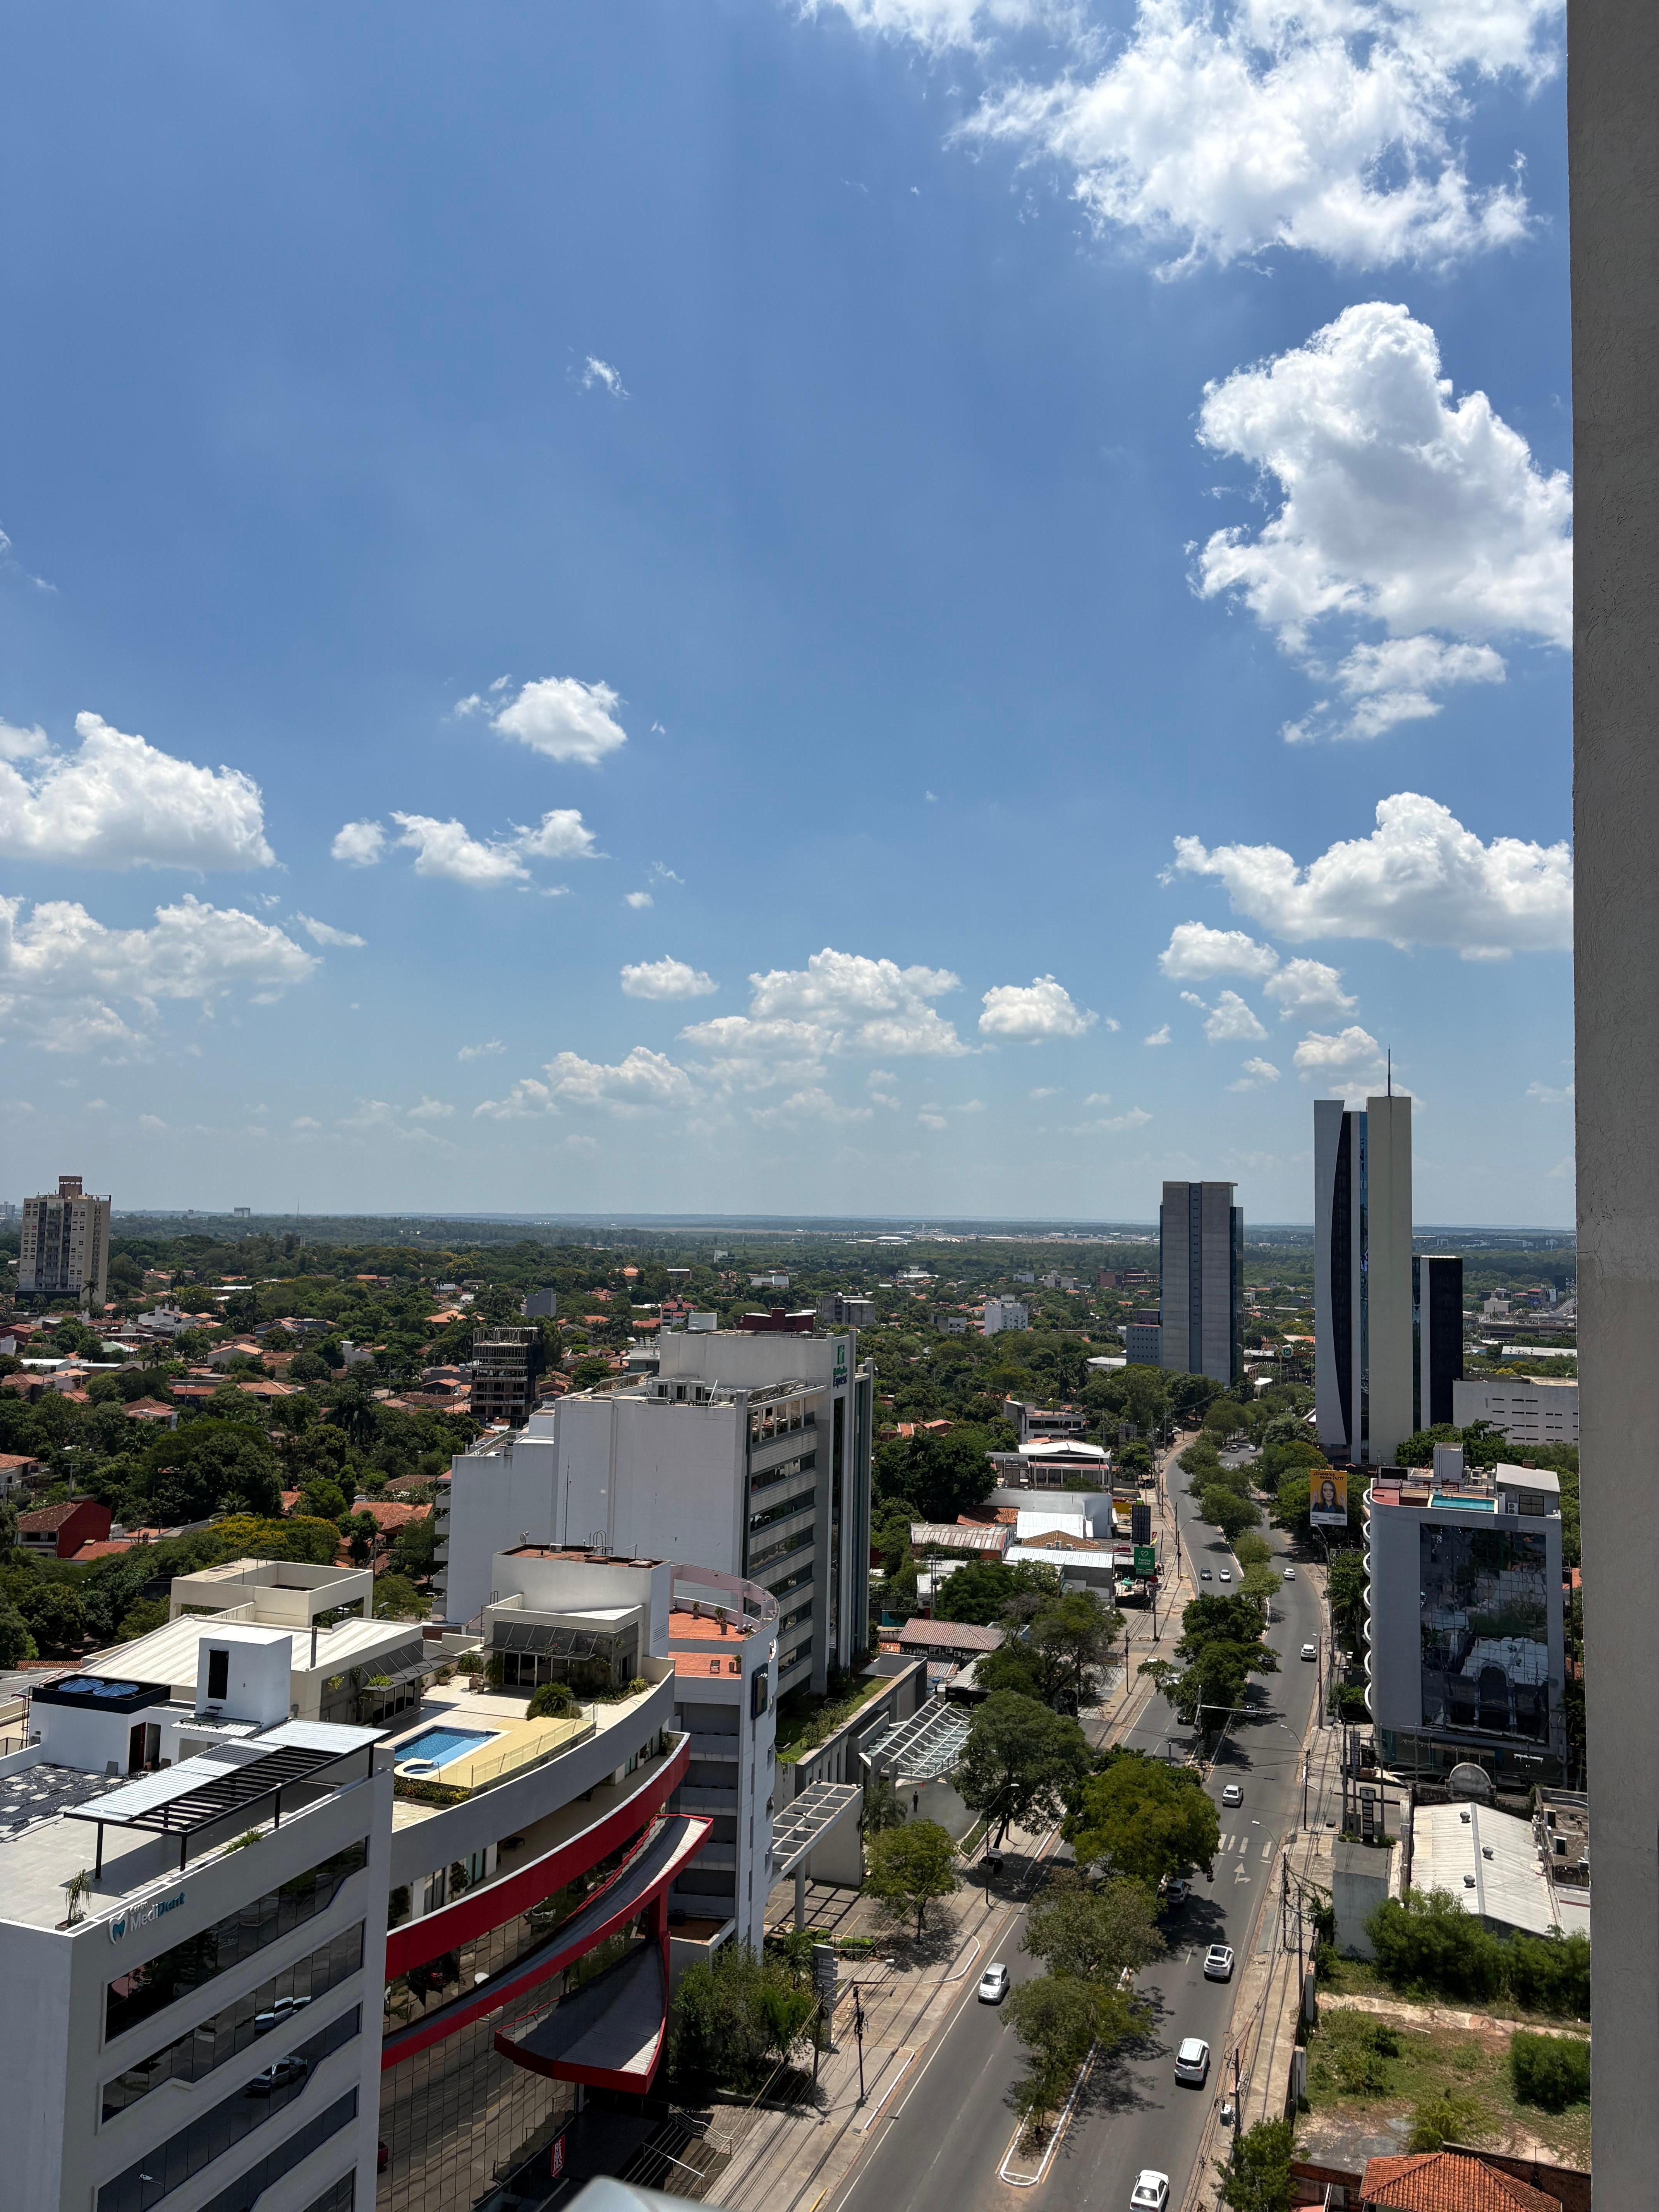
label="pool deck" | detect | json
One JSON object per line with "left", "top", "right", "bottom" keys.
{"left": 383, "top": 1681, "right": 592, "bottom": 1800}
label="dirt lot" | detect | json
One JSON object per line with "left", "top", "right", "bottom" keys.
{"left": 1297, "top": 1998, "right": 1591, "bottom": 2173}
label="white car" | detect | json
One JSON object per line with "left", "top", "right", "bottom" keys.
{"left": 1283, "top": 1566, "right": 1297, "bottom": 1580}
{"left": 1175, "top": 2036, "right": 1211, "bottom": 2085}
{"left": 1130, "top": 2174, "right": 1171, "bottom": 2212}
{"left": 1221, "top": 1781, "right": 1243, "bottom": 1807}
{"left": 1300, "top": 1641, "right": 1317, "bottom": 1661}
{"left": 978, "top": 1963, "right": 1010, "bottom": 2004}
{"left": 1218, "top": 1568, "right": 1232, "bottom": 1583}
{"left": 1204, "top": 1944, "right": 1235, "bottom": 1981}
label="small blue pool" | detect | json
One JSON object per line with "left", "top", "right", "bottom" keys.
{"left": 394, "top": 1725, "right": 500, "bottom": 1772}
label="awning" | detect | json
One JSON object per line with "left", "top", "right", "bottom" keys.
{"left": 495, "top": 1942, "right": 669, "bottom": 2092}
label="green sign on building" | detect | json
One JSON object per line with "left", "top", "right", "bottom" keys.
{"left": 1133, "top": 1544, "right": 1157, "bottom": 1576}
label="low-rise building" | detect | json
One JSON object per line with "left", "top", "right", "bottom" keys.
{"left": 1451, "top": 1376, "right": 1579, "bottom": 1446}
{"left": 981, "top": 1298, "right": 1028, "bottom": 1337}
{"left": 19, "top": 1499, "right": 113, "bottom": 1559}
{"left": 1002, "top": 1399, "right": 1088, "bottom": 1443}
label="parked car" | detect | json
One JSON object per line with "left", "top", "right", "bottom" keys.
{"left": 1221, "top": 1781, "right": 1243, "bottom": 1806}
{"left": 978, "top": 1963, "right": 1011, "bottom": 2004}
{"left": 1204, "top": 1944, "right": 1235, "bottom": 1981}
{"left": 1130, "top": 2174, "right": 1171, "bottom": 2211}
{"left": 1163, "top": 1877, "right": 1190, "bottom": 1910}
{"left": 981, "top": 1848, "right": 1005, "bottom": 1874}
{"left": 1282, "top": 1566, "right": 1296, "bottom": 1580}
{"left": 1300, "top": 1641, "right": 1317, "bottom": 1661}
{"left": 1175, "top": 2037, "right": 1211, "bottom": 2085}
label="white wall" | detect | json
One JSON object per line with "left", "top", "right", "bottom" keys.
{"left": 1452, "top": 1378, "right": 1580, "bottom": 1444}
{"left": 555, "top": 1395, "right": 747, "bottom": 1566}
{"left": 443, "top": 1434, "right": 558, "bottom": 1626}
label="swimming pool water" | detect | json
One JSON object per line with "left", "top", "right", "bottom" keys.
{"left": 395, "top": 1725, "right": 500, "bottom": 1769}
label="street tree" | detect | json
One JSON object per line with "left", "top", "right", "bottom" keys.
{"left": 1024, "top": 1867, "right": 1165, "bottom": 1982}
{"left": 1216, "top": 2118, "right": 1296, "bottom": 2212}
{"left": 1002, "top": 1973, "right": 1137, "bottom": 2127}
{"left": 1199, "top": 1485, "right": 1261, "bottom": 1540}
{"left": 864, "top": 1819, "right": 960, "bottom": 1938}
{"left": 955, "top": 1691, "right": 1092, "bottom": 1846}
{"left": 1065, "top": 1751, "right": 1219, "bottom": 1887}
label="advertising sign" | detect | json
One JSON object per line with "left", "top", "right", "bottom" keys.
{"left": 1309, "top": 1468, "right": 1349, "bottom": 1528}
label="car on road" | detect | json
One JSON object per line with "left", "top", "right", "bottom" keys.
{"left": 1162, "top": 1877, "right": 1190, "bottom": 1910}
{"left": 1199, "top": 1567, "right": 1212, "bottom": 1580}
{"left": 1218, "top": 1568, "right": 1232, "bottom": 1583}
{"left": 1283, "top": 1566, "right": 1296, "bottom": 1580}
{"left": 1221, "top": 1781, "right": 1243, "bottom": 1806}
{"left": 1130, "top": 2174, "right": 1171, "bottom": 2211}
{"left": 1175, "top": 2036, "right": 1211, "bottom": 2085}
{"left": 977, "top": 1963, "right": 1011, "bottom": 2004}
{"left": 1204, "top": 1944, "right": 1235, "bottom": 1981}
{"left": 1300, "top": 1641, "right": 1317, "bottom": 1660}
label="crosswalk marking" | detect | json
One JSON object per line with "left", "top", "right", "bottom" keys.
{"left": 1261, "top": 1839, "right": 1274, "bottom": 1860}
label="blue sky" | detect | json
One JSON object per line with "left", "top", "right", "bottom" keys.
{"left": 0, "top": 0, "right": 1575, "bottom": 1224}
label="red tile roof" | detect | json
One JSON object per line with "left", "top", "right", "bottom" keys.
{"left": 18, "top": 1503, "right": 88, "bottom": 1533}
{"left": 1361, "top": 2152, "right": 1563, "bottom": 2212}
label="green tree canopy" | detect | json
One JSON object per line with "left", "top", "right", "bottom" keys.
{"left": 1198, "top": 1485, "right": 1262, "bottom": 1540}
{"left": 1028, "top": 1591, "right": 1125, "bottom": 1711}
{"left": 954, "top": 1691, "right": 1092, "bottom": 1846}
{"left": 143, "top": 1419, "right": 284, "bottom": 1523}
{"left": 864, "top": 1819, "right": 960, "bottom": 1937}
{"left": 1023, "top": 1867, "right": 1165, "bottom": 1983}
{"left": 1216, "top": 2118, "right": 1296, "bottom": 2212}
{"left": 1065, "top": 1750, "right": 1219, "bottom": 1886}
{"left": 933, "top": 1557, "right": 1020, "bottom": 1625}
{"left": 874, "top": 1428, "right": 998, "bottom": 1522}
{"left": 670, "top": 1941, "right": 817, "bottom": 2091}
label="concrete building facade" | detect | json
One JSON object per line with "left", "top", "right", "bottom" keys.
{"left": 1452, "top": 1377, "right": 1579, "bottom": 1448}
{"left": 20, "top": 1175, "right": 112, "bottom": 1309}
{"left": 437, "top": 1328, "right": 872, "bottom": 1698}
{"left": 1158, "top": 1180, "right": 1242, "bottom": 1386}
{"left": 981, "top": 1298, "right": 1028, "bottom": 1336}
{"left": 1315, "top": 1097, "right": 1417, "bottom": 1464}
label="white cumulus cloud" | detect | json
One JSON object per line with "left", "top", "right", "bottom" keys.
{"left": 682, "top": 948, "right": 967, "bottom": 1088}
{"left": 625, "top": 891, "right": 654, "bottom": 910}
{"left": 1070, "top": 1104, "right": 1153, "bottom": 1133}
{"left": 1181, "top": 988, "right": 1268, "bottom": 1043}
{"left": 485, "top": 677, "right": 628, "bottom": 767}
{"left": 1262, "top": 958, "right": 1357, "bottom": 1019}
{"left": 1144, "top": 1024, "right": 1172, "bottom": 1047}
{"left": 963, "top": 0, "right": 1554, "bottom": 278}
{"left": 1229, "top": 1057, "right": 1282, "bottom": 1091}
{"left": 514, "top": 809, "right": 599, "bottom": 861}
{"left": 0, "top": 893, "right": 318, "bottom": 1053}
{"left": 751, "top": 1086, "right": 874, "bottom": 1128}
{"left": 1159, "top": 922, "right": 1279, "bottom": 981}
{"left": 0, "top": 711, "right": 274, "bottom": 871}
{"left": 294, "top": 914, "right": 366, "bottom": 949}
{"left": 1293, "top": 1024, "right": 1389, "bottom": 1094}
{"left": 620, "top": 956, "right": 719, "bottom": 1001}
{"left": 1197, "top": 303, "right": 1571, "bottom": 737}
{"left": 458, "top": 1039, "right": 505, "bottom": 1061}
{"left": 1174, "top": 792, "right": 1571, "bottom": 958}
{"left": 978, "top": 974, "right": 1097, "bottom": 1040}
{"left": 332, "top": 820, "right": 386, "bottom": 867}
{"left": 477, "top": 1046, "right": 697, "bottom": 1120}
{"left": 806, "top": 0, "right": 1056, "bottom": 49}
{"left": 391, "top": 814, "right": 528, "bottom": 887}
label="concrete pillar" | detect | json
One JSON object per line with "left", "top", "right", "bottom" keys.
{"left": 794, "top": 1865, "right": 806, "bottom": 1930}
{"left": 1570, "top": 1, "right": 1659, "bottom": 2194}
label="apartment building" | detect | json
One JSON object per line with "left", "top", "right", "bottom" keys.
{"left": 436, "top": 1328, "right": 872, "bottom": 1699}
{"left": 1452, "top": 1376, "right": 1580, "bottom": 1448}
{"left": 20, "top": 1174, "right": 112, "bottom": 1308}
{"left": 1365, "top": 1451, "right": 1567, "bottom": 1784}
{"left": 981, "top": 1298, "right": 1028, "bottom": 1336}
{"left": 0, "top": 1626, "right": 391, "bottom": 2212}
{"left": 469, "top": 1328, "right": 545, "bottom": 1429}
{"left": 817, "top": 1293, "right": 876, "bottom": 1327}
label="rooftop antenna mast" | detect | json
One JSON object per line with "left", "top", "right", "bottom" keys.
{"left": 1387, "top": 1049, "right": 1393, "bottom": 1097}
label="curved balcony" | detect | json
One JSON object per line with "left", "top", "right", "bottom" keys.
{"left": 383, "top": 1812, "right": 709, "bottom": 2071}
{"left": 495, "top": 1940, "right": 669, "bottom": 2093}
{"left": 386, "top": 1728, "right": 689, "bottom": 1983}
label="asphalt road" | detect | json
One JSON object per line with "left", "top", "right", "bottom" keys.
{"left": 834, "top": 1490, "right": 1328, "bottom": 2212}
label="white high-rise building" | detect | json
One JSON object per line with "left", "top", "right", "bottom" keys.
{"left": 437, "top": 1328, "right": 872, "bottom": 1701}
{"left": 981, "top": 1298, "right": 1028, "bottom": 1336}
{"left": 1314, "top": 1096, "right": 1415, "bottom": 1465}
{"left": 20, "top": 1175, "right": 112, "bottom": 1309}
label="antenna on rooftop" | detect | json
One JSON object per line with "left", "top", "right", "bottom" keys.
{"left": 1387, "top": 1049, "right": 1393, "bottom": 1097}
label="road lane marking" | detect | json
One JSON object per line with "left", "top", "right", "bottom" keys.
{"left": 1261, "top": 1839, "right": 1274, "bottom": 1859}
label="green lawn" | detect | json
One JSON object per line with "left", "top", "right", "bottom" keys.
{"left": 1301, "top": 2005, "right": 1590, "bottom": 2170}
{"left": 774, "top": 1671, "right": 889, "bottom": 1763}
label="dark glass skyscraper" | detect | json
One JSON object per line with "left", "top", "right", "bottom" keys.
{"left": 1158, "top": 1181, "right": 1242, "bottom": 1386}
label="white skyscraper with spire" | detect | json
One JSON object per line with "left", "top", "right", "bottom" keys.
{"left": 1314, "top": 1092, "right": 1414, "bottom": 1465}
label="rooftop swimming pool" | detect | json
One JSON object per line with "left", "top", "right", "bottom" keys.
{"left": 393, "top": 1724, "right": 501, "bottom": 1773}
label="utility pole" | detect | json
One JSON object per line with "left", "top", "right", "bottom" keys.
{"left": 1302, "top": 1748, "right": 1310, "bottom": 1830}
{"left": 853, "top": 1986, "right": 867, "bottom": 2103}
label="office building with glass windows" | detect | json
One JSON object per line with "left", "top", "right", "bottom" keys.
{"left": 1157, "top": 1181, "right": 1242, "bottom": 1386}
{"left": 1314, "top": 1095, "right": 1417, "bottom": 1465}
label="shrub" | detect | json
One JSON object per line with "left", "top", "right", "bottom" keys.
{"left": 1510, "top": 2031, "right": 1590, "bottom": 2111}
{"left": 1367, "top": 1890, "right": 1506, "bottom": 2003}
{"left": 1407, "top": 2091, "right": 1486, "bottom": 2152}
{"left": 1505, "top": 1931, "right": 1591, "bottom": 2020}
{"left": 527, "top": 1680, "right": 579, "bottom": 1721}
